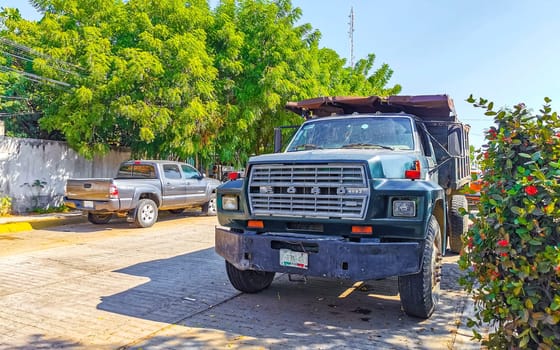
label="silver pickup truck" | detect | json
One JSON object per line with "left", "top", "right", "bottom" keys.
{"left": 65, "top": 160, "right": 221, "bottom": 227}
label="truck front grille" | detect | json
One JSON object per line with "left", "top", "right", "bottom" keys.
{"left": 248, "top": 164, "right": 370, "bottom": 219}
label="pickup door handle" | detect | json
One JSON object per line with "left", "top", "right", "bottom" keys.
{"left": 166, "top": 183, "right": 176, "bottom": 189}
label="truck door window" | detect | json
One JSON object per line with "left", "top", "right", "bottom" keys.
{"left": 181, "top": 164, "right": 201, "bottom": 179}
{"left": 163, "top": 164, "right": 181, "bottom": 179}
{"left": 417, "top": 123, "right": 433, "bottom": 157}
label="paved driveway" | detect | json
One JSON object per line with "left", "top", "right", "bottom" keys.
{"left": 0, "top": 214, "right": 480, "bottom": 349}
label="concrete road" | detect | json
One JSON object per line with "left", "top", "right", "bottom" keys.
{"left": 0, "top": 213, "right": 479, "bottom": 349}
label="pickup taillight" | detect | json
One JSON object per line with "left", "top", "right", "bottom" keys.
{"left": 109, "top": 184, "right": 119, "bottom": 199}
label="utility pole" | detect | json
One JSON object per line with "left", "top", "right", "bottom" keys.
{"left": 348, "top": 6, "right": 355, "bottom": 67}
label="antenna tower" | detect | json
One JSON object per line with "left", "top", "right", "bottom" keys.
{"left": 348, "top": 6, "right": 355, "bottom": 67}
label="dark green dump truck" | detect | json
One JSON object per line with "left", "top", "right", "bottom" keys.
{"left": 214, "top": 95, "right": 470, "bottom": 318}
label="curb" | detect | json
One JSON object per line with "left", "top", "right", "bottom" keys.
{"left": 0, "top": 222, "right": 34, "bottom": 233}
{"left": 0, "top": 212, "right": 86, "bottom": 234}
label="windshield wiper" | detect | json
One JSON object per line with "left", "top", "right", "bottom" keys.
{"left": 342, "top": 143, "right": 394, "bottom": 150}
{"left": 292, "top": 144, "right": 323, "bottom": 151}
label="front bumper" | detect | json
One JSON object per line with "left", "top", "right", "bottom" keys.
{"left": 215, "top": 227, "right": 423, "bottom": 280}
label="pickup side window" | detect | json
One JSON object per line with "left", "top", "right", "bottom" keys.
{"left": 163, "top": 164, "right": 182, "bottom": 179}
{"left": 181, "top": 164, "right": 201, "bottom": 179}
{"left": 116, "top": 164, "right": 156, "bottom": 179}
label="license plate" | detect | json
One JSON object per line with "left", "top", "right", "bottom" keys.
{"left": 279, "top": 249, "right": 308, "bottom": 269}
{"left": 83, "top": 200, "right": 94, "bottom": 208}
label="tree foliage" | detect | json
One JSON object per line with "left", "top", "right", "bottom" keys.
{"left": 459, "top": 96, "right": 560, "bottom": 349}
{"left": 1, "top": 0, "right": 401, "bottom": 167}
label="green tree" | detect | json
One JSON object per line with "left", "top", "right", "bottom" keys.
{"left": 209, "top": 0, "right": 401, "bottom": 166}
{"left": 0, "top": 7, "right": 64, "bottom": 139}
{"left": 2, "top": 0, "right": 219, "bottom": 163}
{"left": 2, "top": 0, "right": 401, "bottom": 168}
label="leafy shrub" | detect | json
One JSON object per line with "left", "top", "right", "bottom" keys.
{"left": 0, "top": 195, "right": 11, "bottom": 216}
{"left": 459, "top": 96, "right": 560, "bottom": 349}
{"left": 31, "top": 205, "right": 71, "bottom": 214}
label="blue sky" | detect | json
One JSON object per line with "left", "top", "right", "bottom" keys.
{"left": 2, "top": 0, "right": 560, "bottom": 149}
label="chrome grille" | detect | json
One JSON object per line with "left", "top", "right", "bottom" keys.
{"left": 248, "top": 164, "right": 370, "bottom": 219}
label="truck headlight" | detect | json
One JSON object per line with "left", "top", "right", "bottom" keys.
{"left": 392, "top": 199, "right": 416, "bottom": 217}
{"left": 222, "top": 195, "right": 239, "bottom": 210}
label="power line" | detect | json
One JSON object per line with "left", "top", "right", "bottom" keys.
{"left": 0, "top": 112, "right": 42, "bottom": 117}
{"left": 0, "top": 37, "right": 86, "bottom": 73}
{"left": 0, "top": 65, "right": 71, "bottom": 88}
{"left": 0, "top": 49, "right": 82, "bottom": 78}
{"left": 0, "top": 95, "right": 28, "bottom": 100}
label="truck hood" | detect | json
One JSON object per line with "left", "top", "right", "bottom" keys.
{"left": 249, "top": 149, "right": 425, "bottom": 179}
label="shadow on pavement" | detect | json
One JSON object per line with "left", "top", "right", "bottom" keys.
{"left": 1, "top": 334, "right": 82, "bottom": 350}
{"left": 97, "top": 248, "right": 468, "bottom": 349}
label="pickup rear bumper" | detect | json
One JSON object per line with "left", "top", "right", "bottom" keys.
{"left": 64, "top": 198, "right": 120, "bottom": 212}
{"left": 215, "top": 227, "right": 424, "bottom": 280}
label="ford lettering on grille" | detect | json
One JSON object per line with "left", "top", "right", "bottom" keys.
{"left": 248, "top": 164, "right": 370, "bottom": 219}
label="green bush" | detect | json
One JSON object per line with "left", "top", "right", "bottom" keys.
{"left": 459, "top": 96, "right": 560, "bottom": 349}
{"left": 0, "top": 195, "right": 11, "bottom": 216}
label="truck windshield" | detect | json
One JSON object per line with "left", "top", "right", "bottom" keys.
{"left": 286, "top": 116, "right": 414, "bottom": 152}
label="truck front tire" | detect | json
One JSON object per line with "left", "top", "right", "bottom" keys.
{"left": 449, "top": 195, "right": 468, "bottom": 253}
{"left": 225, "top": 261, "right": 275, "bottom": 293}
{"left": 87, "top": 213, "right": 112, "bottom": 224}
{"left": 134, "top": 199, "right": 158, "bottom": 228}
{"left": 202, "top": 194, "right": 217, "bottom": 216}
{"left": 398, "top": 215, "right": 441, "bottom": 319}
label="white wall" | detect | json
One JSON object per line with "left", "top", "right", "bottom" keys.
{"left": 0, "top": 136, "right": 130, "bottom": 213}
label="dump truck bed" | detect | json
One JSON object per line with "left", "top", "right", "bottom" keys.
{"left": 285, "top": 94, "right": 457, "bottom": 121}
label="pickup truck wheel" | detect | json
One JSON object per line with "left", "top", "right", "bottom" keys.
{"left": 225, "top": 261, "right": 275, "bottom": 293}
{"left": 201, "top": 194, "right": 217, "bottom": 216}
{"left": 134, "top": 199, "right": 158, "bottom": 228}
{"left": 449, "top": 195, "right": 468, "bottom": 253}
{"left": 87, "top": 213, "right": 112, "bottom": 224}
{"left": 398, "top": 215, "right": 441, "bottom": 319}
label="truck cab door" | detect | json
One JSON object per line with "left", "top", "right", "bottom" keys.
{"left": 181, "top": 164, "right": 207, "bottom": 203}
{"left": 162, "top": 163, "right": 188, "bottom": 207}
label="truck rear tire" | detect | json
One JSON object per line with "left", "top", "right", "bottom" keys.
{"left": 398, "top": 215, "right": 441, "bottom": 319}
{"left": 225, "top": 261, "right": 275, "bottom": 293}
{"left": 449, "top": 195, "right": 468, "bottom": 253}
{"left": 87, "top": 213, "right": 112, "bottom": 224}
{"left": 202, "top": 194, "right": 217, "bottom": 216}
{"left": 134, "top": 199, "right": 158, "bottom": 228}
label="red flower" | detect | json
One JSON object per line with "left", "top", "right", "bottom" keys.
{"left": 497, "top": 239, "right": 509, "bottom": 247}
{"left": 527, "top": 175, "right": 533, "bottom": 181}
{"left": 489, "top": 270, "right": 500, "bottom": 280}
{"left": 500, "top": 252, "right": 508, "bottom": 257}
{"left": 525, "top": 185, "right": 538, "bottom": 196}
